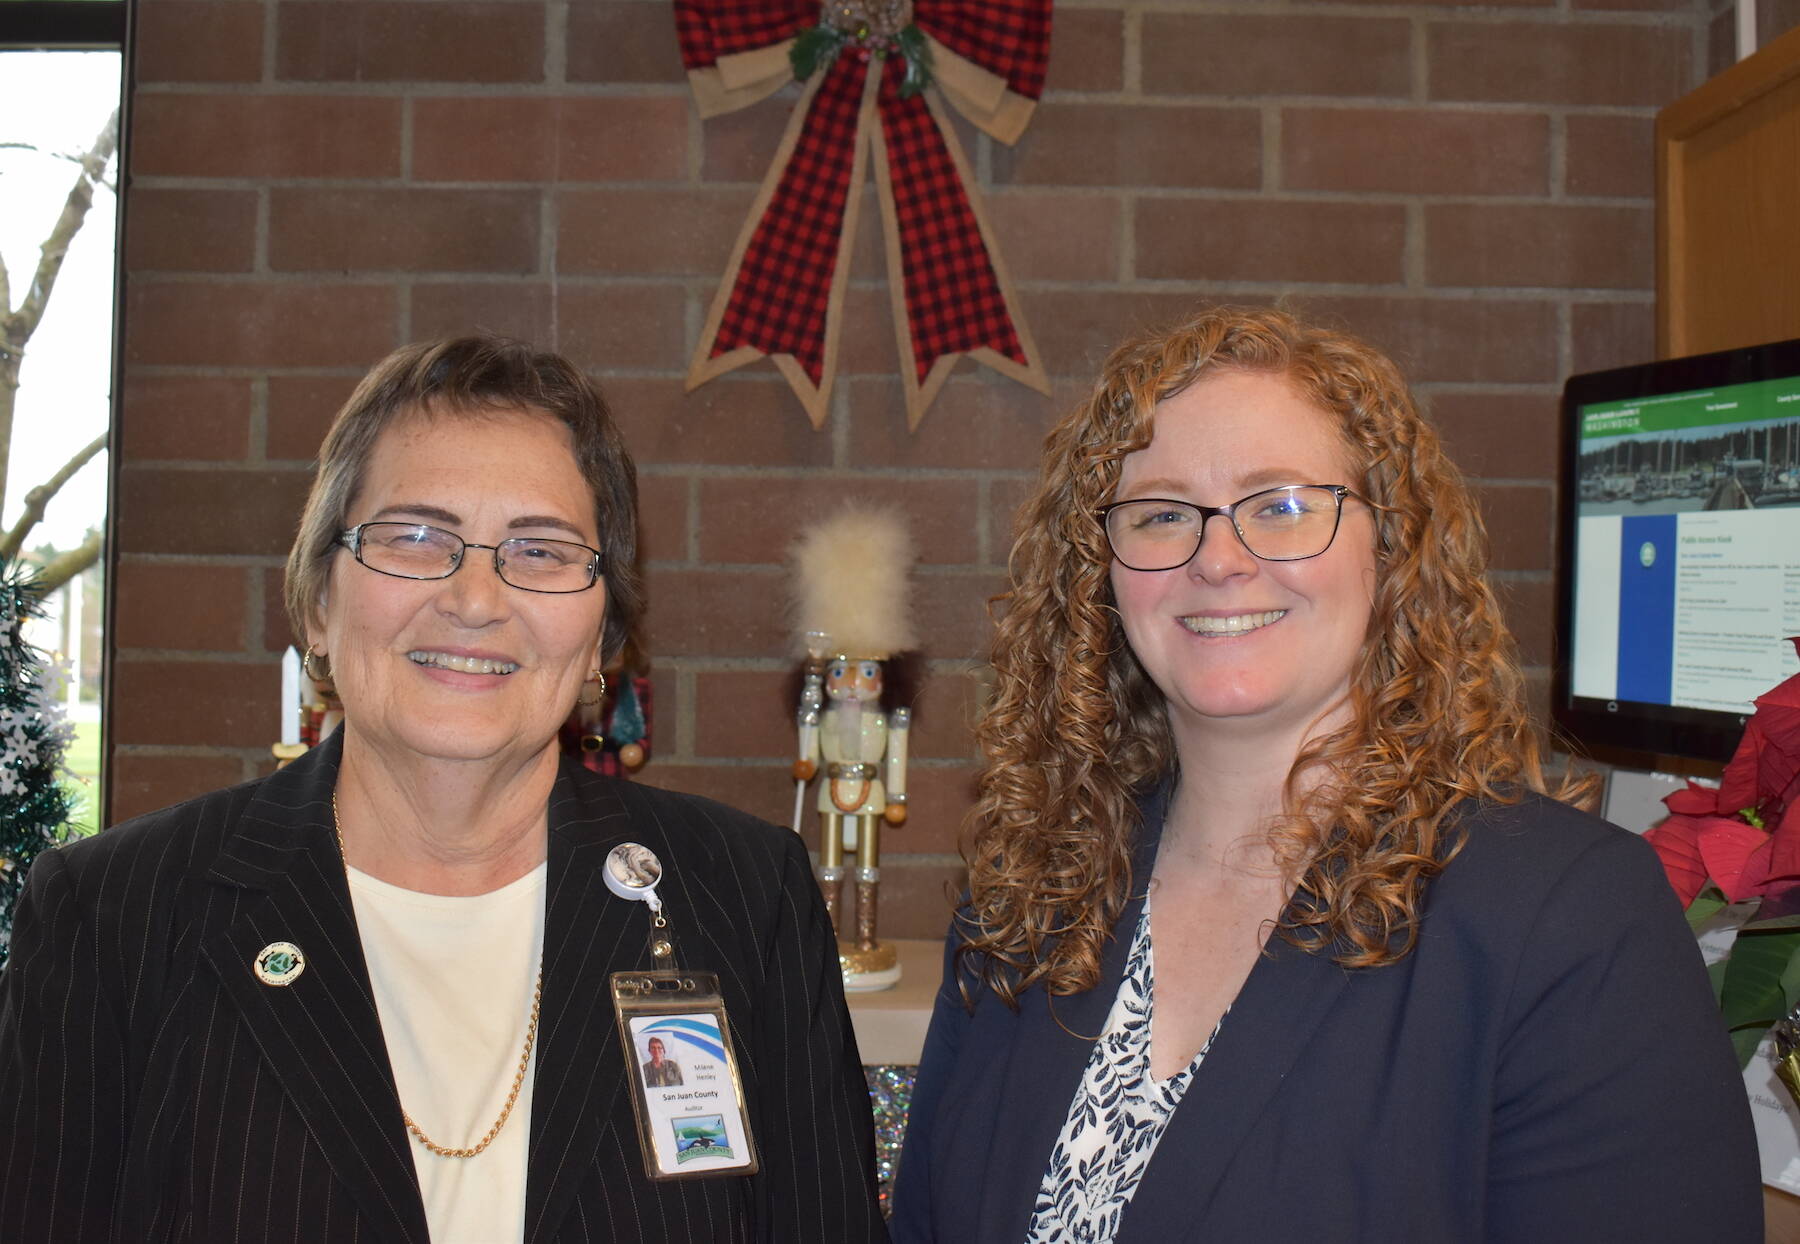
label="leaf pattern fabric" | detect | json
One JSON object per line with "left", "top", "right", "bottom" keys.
{"left": 1024, "top": 905, "right": 1224, "bottom": 1244}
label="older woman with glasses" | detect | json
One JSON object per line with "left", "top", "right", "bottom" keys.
{"left": 0, "top": 336, "right": 886, "bottom": 1243}
{"left": 891, "top": 307, "right": 1759, "bottom": 1242}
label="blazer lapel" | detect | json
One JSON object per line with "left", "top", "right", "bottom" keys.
{"left": 1120, "top": 904, "right": 1353, "bottom": 1233}
{"left": 524, "top": 761, "right": 653, "bottom": 1244}
{"left": 975, "top": 784, "right": 1171, "bottom": 1242}
{"left": 197, "top": 734, "right": 431, "bottom": 1244}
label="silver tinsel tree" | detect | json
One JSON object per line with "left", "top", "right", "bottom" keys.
{"left": 0, "top": 558, "right": 74, "bottom": 968}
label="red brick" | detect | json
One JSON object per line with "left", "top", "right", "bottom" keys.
{"left": 865, "top": 855, "right": 968, "bottom": 940}
{"left": 1142, "top": 14, "right": 1412, "bottom": 98}
{"left": 913, "top": 571, "right": 1007, "bottom": 659}
{"left": 112, "top": 559, "right": 249, "bottom": 651}
{"left": 107, "top": 749, "right": 251, "bottom": 824}
{"left": 1494, "top": 574, "right": 1555, "bottom": 669}
{"left": 410, "top": 282, "right": 555, "bottom": 348}
{"left": 1565, "top": 114, "right": 1655, "bottom": 199}
{"left": 567, "top": 1, "right": 687, "bottom": 84}
{"left": 904, "top": 669, "right": 982, "bottom": 763}
{"left": 1708, "top": 7, "right": 1735, "bottom": 81}
{"left": 269, "top": 188, "right": 539, "bottom": 274}
{"left": 117, "top": 465, "right": 313, "bottom": 556}
{"left": 557, "top": 187, "right": 753, "bottom": 275}
{"left": 697, "top": 476, "right": 981, "bottom": 567}
{"left": 643, "top": 567, "right": 789, "bottom": 656}
{"left": 555, "top": 283, "right": 689, "bottom": 373}
{"left": 1474, "top": 483, "right": 1554, "bottom": 571}
{"left": 1289, "top": 295, "right": 1562, "bottom": 385}
{"left": 1574, "top": 0, "right": 1689, "bottom": 9}
{"left": 700, "top": 99, "right": 795, "bottom": 183}
{"left": 1421, "top": 389, "right": 1559, "bottom": 481}
{"left": 1426, "top": 204, "right": 1651, "bottom": 290}
{"left": 844, "top": 375, "right": 1066, "bottom": 472}
{"left": 984, "top": 193, "right": 1119, "bottom": 282}
{"left": 268, "top": 375, "right": 361, "bottom": 461}
{"left": 693, "top": 670, "right": 803, "bottom": 760}
{"left": 276, "top": 2, "right": 543, "bottom": 84}
{"left": 1283, "top": 107, "right": 1550, "bottom": 195}
{"left": 1019, "top": 289, "right": 1219, "bottom": 381}
{"left": 834, "top": 285, "right": 905, "bottom": 378}
{"left": 264, "top": 569, "right": 299, "bottom": 655}
{"left": 131, "top": 94, "right": 402, "bottom": 178}
{"left": 1045, "top": 9, "right": 1124, "bottom": 92}
{"left": 125, "top": 188, "right": 257, "bottom": 273}
{"left": 991, "top": 104, "right": 1261, "bottom": 189}
{"left": 125, "top": 282, "right": 397, "bottom": 368}
{"left": 1570, "top": 300, "right": 1655, "bottom": 375}
{"left": 1137, "top": 199, "right": 1406, "bottom": 285}
{"left": 1427, "top": 20, "right": 1690, "bottom": 107}
{"left": 135, "top": 2, "right": 264, "bottom": 84}
{"left": 414, "top": 97, "right": 689, "bottom": 183}
{"left": 636, "top": 472, "right": 689, "bottom": 564}
{"left": 601, "top": 377, "right": 835, "bottom": 469}
{"left": 111, "top": 657, "right": 282, "bottom": 749}
{"left": 635, "top": 764, "right": 797, "bottom": 831}
{"left": 118, "top": 374, "right": 252, "bottom": 461}
{"left": 987, "top": 476, "right": 1039, "bottom": 564}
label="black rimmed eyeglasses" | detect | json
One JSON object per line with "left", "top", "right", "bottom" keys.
{"left": 1096, "top": 484, "right": 1368, "bottom": 571}
{"left": 338, "top": 522, "right": 604, "bottom": 594}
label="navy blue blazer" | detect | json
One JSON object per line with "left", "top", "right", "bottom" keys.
{"left": 891, "top": 791, "right": 1761, "bottom": 1242}
{"left": 0, "top": 734, "right": 887, "bottom": 1243}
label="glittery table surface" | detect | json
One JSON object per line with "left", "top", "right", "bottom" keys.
{"left": 864, "top": 1064, "right": 917, "bottom": 1218}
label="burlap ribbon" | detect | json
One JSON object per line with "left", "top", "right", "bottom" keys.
{"left": 676, "top": 0, "right": 1053, "bottom": 429}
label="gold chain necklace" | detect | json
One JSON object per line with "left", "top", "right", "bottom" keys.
{"left": 332, "top": 791, "right": 543, "bottom": 1159}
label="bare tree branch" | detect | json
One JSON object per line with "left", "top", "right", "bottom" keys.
{"left": 0, "top": 107, "right": 119, "bottom": 506}
{"left": 0, "top": 432, "right": 107, "bottom": 561}
{"left": 33, "top": 527, "right": 102, "bottom": 594}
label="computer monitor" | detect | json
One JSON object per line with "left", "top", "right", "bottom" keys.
{"left": 1553, "top": 336, "right": 1800, "bottom": 763}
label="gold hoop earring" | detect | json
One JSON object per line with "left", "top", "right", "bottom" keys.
{"left": 577, "top": 670, "right": 606, "bottom": 707}
{"left": 303, "top": 645, "right": 333, "bottom": 683}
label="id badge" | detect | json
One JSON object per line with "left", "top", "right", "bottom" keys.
{"left": 612, "top": 970, "right": 760, "bottom": 1181}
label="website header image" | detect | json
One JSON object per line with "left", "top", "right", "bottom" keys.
{"left": 1577, "top": 377, "right": 1800, "bottom": 517}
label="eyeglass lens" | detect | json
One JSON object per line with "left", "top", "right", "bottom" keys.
{"left": 1104, "top": 486, "right": 1344, "bottom": 569}
{"left": 352, "top": 522, "right": 598, "bottom": 592}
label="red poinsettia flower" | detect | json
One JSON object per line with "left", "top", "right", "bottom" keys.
{"left": 1645, "top": 639, "right": 1800, "bottom": 906}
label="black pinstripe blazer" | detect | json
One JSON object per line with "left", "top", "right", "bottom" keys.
{"left": 0, "top": 734, "right": 888, "bottom": 1243}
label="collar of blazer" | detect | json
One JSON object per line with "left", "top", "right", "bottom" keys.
{"left": 198, "top": 730, "right": 656, "bottom": 1244}
{"left": 972, "top": 777, "right": 1357, "bottom": 1241}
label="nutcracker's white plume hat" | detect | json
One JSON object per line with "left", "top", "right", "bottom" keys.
{"left": 790, "top": 506, "right": 918, "bottom": 660}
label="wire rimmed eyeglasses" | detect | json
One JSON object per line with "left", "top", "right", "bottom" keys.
{"left": 1096, "top": 484, "right": 1369, "bottom": 571}
{"left": 338, "top": 522, "right": 604, "bottom": 594}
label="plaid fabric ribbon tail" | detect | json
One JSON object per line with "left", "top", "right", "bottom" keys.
{"left": 677, "top": 0, "right": 1053, "bottom": 429}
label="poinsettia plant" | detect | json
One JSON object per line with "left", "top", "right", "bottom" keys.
{"left": 1645, "top": 637, "right": 1800, "bottom": 1071}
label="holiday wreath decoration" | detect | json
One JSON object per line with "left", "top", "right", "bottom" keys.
{"left": 675, "top": 0, "right": 1053, "bottom": 429}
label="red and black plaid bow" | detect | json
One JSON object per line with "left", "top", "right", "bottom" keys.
{"left": 677, "top": 0, "right": 1053, "bottom": 429}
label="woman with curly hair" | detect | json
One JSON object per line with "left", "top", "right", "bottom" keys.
{"left": 891, "top": 307, "right": 1758, "bottom": 1243}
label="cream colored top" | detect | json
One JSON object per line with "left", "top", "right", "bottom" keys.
{"left": 348, "top": 861, "right": 547, "bottom": 1244}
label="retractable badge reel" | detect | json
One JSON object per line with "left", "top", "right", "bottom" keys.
{"left": 604, "top": 843, "right": 759, "bottom": 1181}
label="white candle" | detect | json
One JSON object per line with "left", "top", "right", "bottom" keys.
{"left": 281, "top": 646, "right": 301, "bottom": 746}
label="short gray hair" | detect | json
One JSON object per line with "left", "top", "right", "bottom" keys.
{"left": 283, "top": 335, "right": 642, "bottom": 665}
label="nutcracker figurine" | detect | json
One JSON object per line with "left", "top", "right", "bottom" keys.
{"left": 790, "top": 508, "right": 917, "bottom": 991}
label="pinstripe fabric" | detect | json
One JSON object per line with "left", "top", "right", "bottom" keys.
{"left": 0, "top": 734, "right": 887, "bottom": 1243}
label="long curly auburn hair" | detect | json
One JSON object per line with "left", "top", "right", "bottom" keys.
{"left": 959, "top": 306, "right": 1592, "bottom": 1007}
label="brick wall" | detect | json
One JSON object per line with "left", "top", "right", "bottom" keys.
{"left": 117, "top": 0, "right": 1788, "bottom": 939}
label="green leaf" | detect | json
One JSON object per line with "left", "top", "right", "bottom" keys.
{"left": 1780, "top": 946, "right": 1800, "bottom": 1014}
{"left": 790, "top": 25, "right": 846, "bottom": 82}
{"left": 1685, "top": 885, "right": 1729, "bottom": 930}
{"left": 896, "top": 25, "right": 934, "bottom": 98}
{"left": 1741, "top": 911, "right": 1800, "bottom": 931}
{"left": 1708, "top": 958, "right": 1728, "bottom": 1005}
{"left": 1731, "top": 1022, "right": 1769, "bottom": 1071}
{"left": 1720, "top": 927, "right": 1800, "bottom": 1030}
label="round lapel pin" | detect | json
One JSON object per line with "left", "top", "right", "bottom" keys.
{"left": 603, "top": 842, "right": 664, "bottom": 913}
{"left": 254, "top": 941, "right": 306, "bottom": 986}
